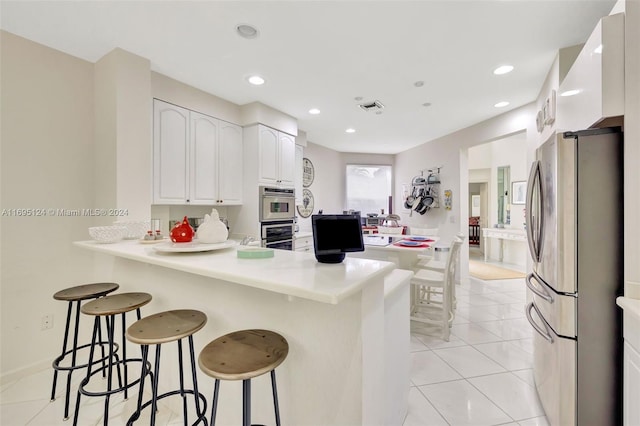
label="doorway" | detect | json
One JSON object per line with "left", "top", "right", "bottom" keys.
{"left": 468, "top": 181, "right": 488, "bottom": 256}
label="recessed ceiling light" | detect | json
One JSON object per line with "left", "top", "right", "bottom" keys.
{"left": 247, "top": 75, "right": 265, "bottom": 86}
{"left": 493, "top": 65, "right": 514, "bottom": 75}
{"left": 309, "top": 108, "right": 321, "bottom": 115}
{"left": 345, "top": 128, "right": 356, "bottom": 133}
{"left": 414, "top": 81, "right": 425, "bottom": 87}
{"left": 560, "top": 89, "right": 581, "bottom": 97}
{"left": 236, "top": 24, "right": 259, "bottom": 39}
{"left": 494, "top": 101, "right": 510, "bottom": 108}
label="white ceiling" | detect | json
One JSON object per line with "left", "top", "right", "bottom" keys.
{"left": 0, "top": 0, "right": 616, "bottom": 154}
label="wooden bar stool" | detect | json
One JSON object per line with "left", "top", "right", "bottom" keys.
{"left": 72, "top": 292, "right": 152, "bottom": 426}
{"left": 198, "top": 329, "right": 289, "bottom": 426}
{"left": 50, "top": 282, "right": 119, "bottom": 420}
{"left": 126, "top": 309, "right": 208, "bottom": 425}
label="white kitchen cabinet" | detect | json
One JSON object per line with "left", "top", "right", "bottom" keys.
{"left": 620, "top": 299, "right": 640, "bottom": 426}
{"left": 557, "top": 13, "right": 624, "bottom": 131}
{"left": 256, "top": 124, "right": 295, "bottom": 188}
{"left": 153, "top": 99, "right": 243, "bottom": 205}
{"left": 294, "top": 233, "right": 313, "bottom": 252}
{"left": 295, "top": 144, "right": 304, "bottom": 205}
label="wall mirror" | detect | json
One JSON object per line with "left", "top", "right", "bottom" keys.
{"left": 497, "top": 165, "right": 510, "bottom": 226}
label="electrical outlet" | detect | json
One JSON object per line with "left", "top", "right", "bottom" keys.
{"left": 41, "top": 314, "right": 53, "bottom": 330}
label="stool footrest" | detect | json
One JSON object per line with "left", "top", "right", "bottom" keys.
{"left": 127, "top": 389, "right": 207, "bottom": 425}
{"left": 78, "top": 358, "right": 150, "bottom": 398}
{"left": 52, "top": 341, "right": 119, "bottom": 372}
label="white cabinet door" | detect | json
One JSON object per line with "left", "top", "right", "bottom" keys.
{"left": 153, "top": 100, "right": 189, "bottom": 204}
{"left": 218, "top": 122, "right": 243, "bottom": 204}
{"left": 278, "top": 132, "right": 296, "bottom": 187}
{"left": 190, "top": 111, "right": 219, "bottom": 204}
{"left": 153, "top": 99, "right": 243, "bottom": 205}
{"left": 258, "top": 125, "right": 280, "bottom": 186}
{"left": 295, "top": 144, "right": 303, "bottom": 204}
{"left": 624, "top": 341, "right": 640, "bottom": 426}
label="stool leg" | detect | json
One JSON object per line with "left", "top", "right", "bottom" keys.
{"left": 64, "top": 301, "right": 82, "bottom": 420}
{"left": 242, "top": 379, "right": 251, "bottom": 426}
{"left": 187, "top": 335, "right": 205, "bottom": 425}
{"left": 150, "top": 344, "right": 162, "bottom": 426}
{"left": 210, "top": 379, "right": 220, "bottom": 426}
{"left": 99, "top": 315, "right": 108, "bottom": 378}
{"left": 72, "top": 317, "right": 99, "bottom": 426}
{"left": 121, "top": 312, "right": 129, "bottom": 400}
{"left": 129, "top": 345, "right": 149, "bottom": 425}
{"left": 271, "top": 370, "right": 281, "bottom": 426}
{"left": 177, "top": 339, "right": 187, "bottom": 424}
{"left": 50, "top": 301, "right": 72, "bottom": 402}
{"left": 103, "top": 314, "right": 117, "bottom": 426}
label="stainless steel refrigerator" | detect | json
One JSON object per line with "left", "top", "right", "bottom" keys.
{"left": 525, "top": 127, "right": 623, "bottom": 426}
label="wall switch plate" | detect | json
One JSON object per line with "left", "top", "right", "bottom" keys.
{"left": 41, "top": 314, "right": 53, "bottom": 330}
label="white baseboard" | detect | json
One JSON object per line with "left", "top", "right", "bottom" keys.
{"left": 1, "top": 359, "right": 51, "bottom": 387}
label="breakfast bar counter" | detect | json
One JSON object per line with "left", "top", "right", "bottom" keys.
{"left": 74, "top": 239, "right": 409, "bottom": 425}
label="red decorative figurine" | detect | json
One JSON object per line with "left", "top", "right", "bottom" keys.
{"left": 170, "top": 216, "right": 194, "bottom": 243}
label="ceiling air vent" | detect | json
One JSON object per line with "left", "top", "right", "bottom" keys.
{"left": 359, "top": 100, "right": 385, "bottom": 112}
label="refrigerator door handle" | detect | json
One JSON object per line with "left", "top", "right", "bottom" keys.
{"left": 526, "top": 273, "right": 553, "bottom": 303}
{"left": 526, "top": 302, "right": 554, "bottom": 343}
{"left": 525, "top": 160, "right": 543, "bottom": 262}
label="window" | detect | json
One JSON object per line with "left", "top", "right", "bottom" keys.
{"left": 345, "top": 164, "right": 392, "bottom": 214}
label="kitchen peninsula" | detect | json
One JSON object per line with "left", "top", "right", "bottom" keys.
{"left": 74, "top": 240, "right": 411, "bottom": 425}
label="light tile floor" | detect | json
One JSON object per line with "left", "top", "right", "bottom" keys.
{"left": 405, "top": 256, "right": 549, "bottom": 426}
{"left": 1, "top": 258, "right": 547, "bottom": 426}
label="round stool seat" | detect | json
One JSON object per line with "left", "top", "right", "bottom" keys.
{"left": 53, "top": 282, "right": 119, "bottom": 301}
{"left": 199, "top": 329, "right": 289, "bottom": 381}
{"left": 81, "top": 292, "right": 152, "bottom": 316}
{"left": 126, "top": 309, "right": 207, "bottom": 345}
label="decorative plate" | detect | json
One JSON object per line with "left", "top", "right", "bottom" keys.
{"left": 397, "top": 240, "right": 423, "bottom": 247}
{"left": 408, "top": 236, "right": 434, "bottom": 242}
{"left": 302, "top": 157, "right": 315, "bottom": 187}
{"left": 297, "top": 188, "right": 314, "bottom": 218}
{"left": 152, "top": 240, "right": 238, "bottom": 253}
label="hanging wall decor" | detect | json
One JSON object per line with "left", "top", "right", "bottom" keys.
{"left": 444, "top": 189, "right": 452, "bottom": 210}
{"left": 297, "top": 188, "right": 314, "bottom": 218}
{"left": 302, "top": 158, "right": 315, "bottom": 187}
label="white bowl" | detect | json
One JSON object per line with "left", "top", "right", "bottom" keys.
{"left": 377, "top": 225, "right": 404, "bottom": 235}
{"left": 113, "top": 220, "right": 150, "bottom": 239}
{"left": 89, "top": 226, "right": 126, "bottom": 243}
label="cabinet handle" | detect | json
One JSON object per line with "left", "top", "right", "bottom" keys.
{"left": 186, "top": 199, "right": 190, "bottom": 203}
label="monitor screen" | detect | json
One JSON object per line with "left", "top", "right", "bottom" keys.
{"left": 312, "top": 214, "right": 364, "bottom": 259}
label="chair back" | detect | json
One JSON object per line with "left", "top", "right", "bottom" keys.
{"left": 443, "top": 238, "right": 463, "bottom": 288}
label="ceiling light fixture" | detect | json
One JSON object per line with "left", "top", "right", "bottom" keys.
{"left": 422, "top": 102, "right": 432, "bottom": 107}
{"left": 493, "top": 65, "right": 514, "bottom": 75}
{"left": 560, "top": 89, "right": 581, "bottom": 97}
{"left": 247, "top": 75, "right": 265, "bottom": 86}
{"left": 345, "top": 128, "right": 356, "bottom": 134}
{"left": 309, "top": 108, "right": 321, "bottom": 115}
{"left": 414, "top": 81, "right": 425, "bottom": 87}
{"left": 494, "top": 101, "right": 510, "bottom": 108}
{"left": 236, "top": 24, "right": 259, "bottom": 39}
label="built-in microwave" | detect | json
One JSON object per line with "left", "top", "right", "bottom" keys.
{"left": 259, "top": 186, "right": 295, "bottom": 222}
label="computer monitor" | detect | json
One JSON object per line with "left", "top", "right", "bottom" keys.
{"left": 311, "top": 214, "right": 364, "bottom": 263}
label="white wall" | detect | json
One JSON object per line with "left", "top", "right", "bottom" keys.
{"left": 0, "top": 31, "right": 97, "bottom": 380}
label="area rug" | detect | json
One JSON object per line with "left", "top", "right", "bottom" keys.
{"left": 469, "top": 260, "right": 526, "bottom": 280}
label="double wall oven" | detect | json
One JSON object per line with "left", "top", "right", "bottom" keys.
{"left": 259, "top": 186, "right": 295, "bottom": 251}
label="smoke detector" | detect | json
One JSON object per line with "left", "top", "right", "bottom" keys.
{"left": 359, "top": 100, "right": 385, "bottom": 112}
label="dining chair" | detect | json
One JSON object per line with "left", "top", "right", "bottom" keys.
{"left": 410, "top": 237, "right": 463, "bottom": 341}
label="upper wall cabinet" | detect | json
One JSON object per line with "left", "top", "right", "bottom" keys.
{"left": 251, "top": 124, "right": 295, "bottom": 188}
{"left": 557, "top": 13, "right": 624, "bottom": 131}
{"left": 153, "top": 99, "right": 243, "bottom": 205}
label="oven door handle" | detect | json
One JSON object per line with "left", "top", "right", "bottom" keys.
{"left": 526, "top": 273, "right": 553, "bottom": 303}
{"left": 525, "top": 302, "right": 554, "bottom": 343}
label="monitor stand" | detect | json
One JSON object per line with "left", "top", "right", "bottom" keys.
{"left": 315, "top": 253, "right": 345, "bottom": 264}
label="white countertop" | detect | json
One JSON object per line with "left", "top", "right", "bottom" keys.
{"left": 617, "top": 296, "right": 640, "bottom": 320}
{"left": 74, "top": 240, "right": 395, "bottom": 305}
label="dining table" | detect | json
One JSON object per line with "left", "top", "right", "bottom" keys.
{"left": 349, "top": 234, "right": 440, "bottom": 270}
